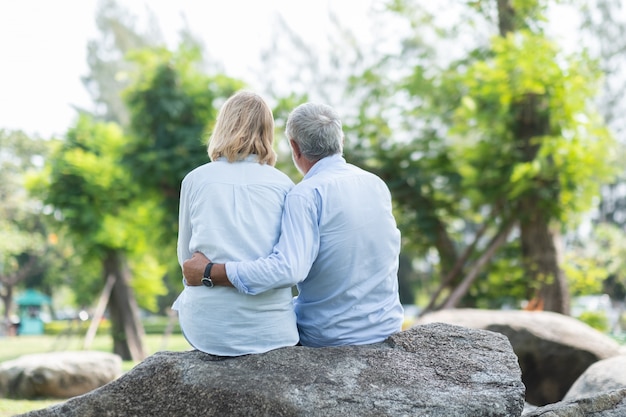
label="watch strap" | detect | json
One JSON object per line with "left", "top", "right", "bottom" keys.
{"left": 201, "top": 262, "right": 214, "bottom": 288}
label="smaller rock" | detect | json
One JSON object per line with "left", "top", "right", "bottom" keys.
{"left": 415, "top": 309, "right": 621, "bottom": 405}
{"left": 0, "top": 351, "right": 122, "bottom": 399}
{"left": 564, "top": 355, "right": 626, "bottom": 401}
{"left": 522, "top": 388, "right": 626, "bottom": 417}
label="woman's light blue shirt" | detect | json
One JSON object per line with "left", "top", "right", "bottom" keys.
{"left": 173, "top": 156, "right": 299, "bottom": 356}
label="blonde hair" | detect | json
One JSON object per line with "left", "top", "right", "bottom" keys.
{"left": 208, "top": 91, "right": 276, "bottom": 165}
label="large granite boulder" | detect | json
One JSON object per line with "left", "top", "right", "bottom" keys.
{"left": 19, "top": 323, "right": 525, "bottom": 417}
{"left": 564, "top": 355, "right": 626, "bottom": 401}
{"left": 522, "top": 388, "right": 626, "bottom": 417}
{"left": 0, "top": 351, "right": 122, "bottom": 399}
{"left": 415, "top": 309, "right": 621, "bottom": 405}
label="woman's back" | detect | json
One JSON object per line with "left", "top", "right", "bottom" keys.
{"left": 174, "top": 157, "right": 298, "bottom": 356}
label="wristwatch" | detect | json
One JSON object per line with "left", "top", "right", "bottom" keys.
{"left": 201, "top": 262, "right": 214, "bottom": 288}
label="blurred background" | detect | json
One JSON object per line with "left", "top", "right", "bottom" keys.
{"left": 1, "top": 0, "right": 625, "bottom": 361}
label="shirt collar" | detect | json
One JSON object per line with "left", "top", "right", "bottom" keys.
{"left": 303, "top": 154, "right": 345, "bottom": 180}
{"left": 213, "top": 155, "right": 260, "bottom": 163}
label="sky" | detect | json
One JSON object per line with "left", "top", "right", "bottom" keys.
{"left": 1, "top": 1, "right": 619, "bottom": 139}
{"left": 0, "top": 0, "right": 375, "bottom": 138}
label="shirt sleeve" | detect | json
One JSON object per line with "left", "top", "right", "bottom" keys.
{"left": 226, "top": 192, "right": 320, "bottom": 295}
{"left": 176, "top": 178, "right": 192, "bottom": 268}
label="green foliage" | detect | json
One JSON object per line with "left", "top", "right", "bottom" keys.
{"left": 564, "top": 223, "right": 626, "bottom": 297}
{"left": 44, "top": 319, "right": 111, "bottom": 336}
{"left": 41, "top": 117, "right": 134, "bottom": 251}
{"left": 0, "top": 130, "right": 65, "bottom": 307}
{"left": 124, "top": 45, "right": 244, "bottom": 223}
{"left": 471, "top": 244, "right": 529, "bottom": 308}
{"left": 563, "top": 257, "right": 606, "bottom": 296}
{"left": 0, "top": 130, "right": 48, "bottom": 269}
{"left": 577, "top": 311, "right": 610, "bottom": 332}
{"left": 43, "top": 316, "right": 181, "bottom": 336}
{"left": 141, "top": 315, "right": 182, "bottom": 335}
{"left": 0, "top": 222, "right": 44, "bottom": 276}
{"left": 453, "top": 30, "right": 617, "bottom": 223}
{"left": 42, "top": 317, "right": 180, "bottom": 336}
{"left": 29, "top": 116, "right": 167, "bottom": 312}
{"left": 122, "top": 45, "right": 247, "bottom": 297}
{"left": 272, "top": 93, "right": 309, "bottom": 180}
{"left": 345, "top": 0, "right": 619, "bottom": 309}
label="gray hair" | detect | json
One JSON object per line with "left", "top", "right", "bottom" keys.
{"left": 285, "top": 102, "right": 344, "bottom": 161}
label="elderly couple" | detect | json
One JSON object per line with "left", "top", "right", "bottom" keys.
{"left": 173, "top": 91, "right": 404, "bottom": 356}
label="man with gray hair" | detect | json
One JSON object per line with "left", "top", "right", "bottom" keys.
{"left": 183, "top": 102, "right": 404, "bottom": 347}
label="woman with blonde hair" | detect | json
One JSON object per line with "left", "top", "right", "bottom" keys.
{"left": 172, "top": 91, "right": 298, "bottom": 356}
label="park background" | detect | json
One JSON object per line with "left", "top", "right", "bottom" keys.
{"left": 1, "top": 0, "right": 625, "bottom": 390}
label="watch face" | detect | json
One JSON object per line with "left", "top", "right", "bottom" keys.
{"left": 201, "top": 277, "right": 214, "bottom": 288}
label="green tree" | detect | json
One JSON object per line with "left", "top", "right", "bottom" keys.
{"left": 0, "top": 130, "right": 49, "bottom": 330}
{"left": 565, "top": 223, "right": 626, "bottom": 299}
{"left": 31, "top": 117, "right": 168, "bottom": 360}
{"left": 347, "top": 0, "right": 617, "bottom": 313}
{"left": 577, "top": 0, "right": 626, "bottom": 234}
{"left": 577, "top": 0, "right": 626, "bottom": 136}
{"left": 122, "top": 44, "right": 244, "bottom": 302}
{"left": 456, "top": 0, "right": 616, "bottom": 312}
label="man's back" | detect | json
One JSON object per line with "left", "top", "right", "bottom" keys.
{"left": 290, "top": 155, "right": 404, "bottom": 346}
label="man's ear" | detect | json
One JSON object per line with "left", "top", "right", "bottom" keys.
{"left": 290, "top": 139, "right": 301, "bottom": 158}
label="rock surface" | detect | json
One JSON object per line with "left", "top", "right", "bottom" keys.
{"left": 415, "top": 309, "right": 621, "bottom": 405}
{"left": 19, "top": 323, "right": 525, "bottom": 417}
{"left": 522, "top": 388, "right": 626, "bottom": 417}
{"left": 0, "top": 351, "right": 122, "bottom": 399}
{"left": 564, "top": 355, "right": 626, "bottom": 401}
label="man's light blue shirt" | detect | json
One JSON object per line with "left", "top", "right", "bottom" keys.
{"left": 226, "top": 154, "right": 404, "bottom": 347}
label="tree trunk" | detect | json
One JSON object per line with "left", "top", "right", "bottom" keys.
{"left": 433, "top": 218, "right": 459, "bottom": 279}
{"left": 103, "top": 250, "right": 146, "bottom": 361}
{"left": 511, "top": 93, "right": 570, "bottom": 314}
{"left": 519, "top": 203, "right": 570, "bottom": 314}
{"left": 497, "top": 0, "right": 516, "bottom": 36}
{"left": 498, "top": 0, "right": 571, "bottom": 317}
{"left": 0, "top": 284, "right": 14, "bottom": 334}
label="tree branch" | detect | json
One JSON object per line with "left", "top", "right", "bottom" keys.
{"left": 438, "top": 218, "right": 517, "bottom": 310}
{"left": 419, "top": 217, "right": 492, "bottom": 316}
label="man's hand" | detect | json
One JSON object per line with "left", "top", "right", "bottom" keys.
{"left": 183, "top": 252, "right": 211, "bottom": 286}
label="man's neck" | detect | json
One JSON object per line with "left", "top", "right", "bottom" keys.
{"left": 299, "top": 158, "right": 317, "bottom": 175}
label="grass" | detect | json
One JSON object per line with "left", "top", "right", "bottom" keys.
{"left": 0, "top": 333, "right": 192, "bottom": 416}
{"left": 0, "top": 399, "right": 60, "bottom": 417}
